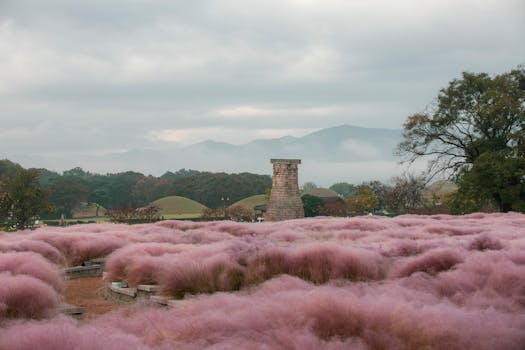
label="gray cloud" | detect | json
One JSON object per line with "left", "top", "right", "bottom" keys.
{"left": 0, "top": 0, "right": 524, "bottom": 180}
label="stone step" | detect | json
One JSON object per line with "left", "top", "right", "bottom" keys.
{"left": 58, "top": 302, "right": 85, "bottom": 320}
{"left": 64, "top": 265, "right": 104, "bottom": 280}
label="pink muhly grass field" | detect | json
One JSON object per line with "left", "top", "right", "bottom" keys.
{"left": 0, "top": 252, "right": 64, "bottom": 292}
{"left": 0, "top": 273, "right": 60, "bottom": 320}
{"left": 0, "top": 212, "right": 524, "bottom": 349}
{"left": 0, "top": 240, "right": 65, "bottom": 265}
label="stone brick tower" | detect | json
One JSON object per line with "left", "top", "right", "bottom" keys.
{"left": 266, "top": 159, "right": 304, "bottom": 221}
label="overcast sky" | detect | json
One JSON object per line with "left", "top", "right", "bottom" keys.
{"left": 1, "top": 0, "right": 524, "bottom": 173}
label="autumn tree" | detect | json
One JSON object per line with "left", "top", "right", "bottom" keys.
{"left": 345, "top": 187, "right": 379, "bottom": 216}
{"left": 397, "top": 67, "right": 525, "bottom": 212}
{"left": 318, "top": 198, "right": 347, "bottom": 217}
{"left": 384, "top": 173, "right": 427, "bottom": 214}
{"left": 0, "top": 169, "right": 51, "bottom": 230}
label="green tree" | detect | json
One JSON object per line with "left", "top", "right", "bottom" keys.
{"left": 131, "top": 176, "right": 172, "bottom": 206}
{"left": 0, "top": 169, "right": 51, "bottom": 230}
{"left": 48, "top": 179, "right": 90, "bottom": 218}
{"left": 301, "top": 194, "right": 324, "bottom": 217}
{"left": 398, "top": 67, "right": 525, "bottom": 212}
{"left": 448, "top": 151, "right": 525, "bottom": 213}
{"left": 0, "top": 159, "right": 23, "bottom": 178}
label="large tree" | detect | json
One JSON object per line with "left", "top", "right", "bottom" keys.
{"left": 0, "top": 169, "right": 51, "bottom": 230}
{"left": 398, "top": 67, "right": 525, "bottom": 212}
{"left": 48, "top": 179, "right": 90, "bottom": 218}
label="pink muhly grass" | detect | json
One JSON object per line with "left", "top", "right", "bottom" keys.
{"left": 0, "top": 273, "right": 59, "bottom": 320}
{"left": 31, "top": 232, "right": 127, "bottom": 266}
{"left": 104, "top": 243, "right": 191, "bottom": 283}
{"left": 468, "top": 234, "right": 504, "bottom": 251}
{"left": 124, "top": 256, "right": 163, "bottom": 286}
{"left": 425, "top": 224, "right": 483, "bottom": 236}
{"left": 0, "top": 252, "right": 63, "bottom": 292}
{"left": 89, "top": 275, "right": 525, "bottom": 349}
{"left": 0, "top": 240, "right": 65, "bottom": 265}
{"left": 245, "top": 244, "right": 384, "bottom": 285}
{"left": 0, "top": 316, "right": 149, "bottom": 350}
{"left": 383, "top": 240, "right": 427, "bottom": 257}
{"left": 157, "top": 254, "right": 245, "bottom": 298}
{"left": 288, "top": 244, "right": 384, "bottom": 283}
{"left": 243, "top": 247, "right": 289, "bottom": 286}
{"left": 434, "top": 251, "right": 525, "bottom": 311}
{"left": 389, "top": 249, "right": 464, "bottom": 278}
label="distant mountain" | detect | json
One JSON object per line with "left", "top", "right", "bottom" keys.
{"left": 7, "top": 125, "right": 407, "bottom": 185}
{"left": 180, "top": 124, "right": 401, "bottom": 164}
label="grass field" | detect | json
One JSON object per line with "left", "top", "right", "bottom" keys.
{"left": 152, "top": 196, "right": 207, "bottom": 216}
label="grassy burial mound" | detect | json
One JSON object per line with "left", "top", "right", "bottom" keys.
{"left": 227, "top": 194, "right": 266, "bottom": 211}
{"left": 152, "top": 196, "right": 207, "bottom": 219}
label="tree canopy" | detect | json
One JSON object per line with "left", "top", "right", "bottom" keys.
{"left": 0, "top": 169, "right": 51, "bottom": 230}
{"left": 301, "top": 194, "right": 324, "bottom": 217}
{"left": 48, "top": 179, "right": 90, "bottom": 218}
{"left": 398, "top": 67, "right": 525, "bottom": 212}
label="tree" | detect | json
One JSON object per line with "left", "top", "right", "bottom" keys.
{"left": 345, "top": 187, "right": 379, "bottom": 216}
{"left": 318, "top": 198, "right": 347, "bottom": 217}
{"left": 358, "top": 180, "right": 390, "bottom": 210}
{"left": 398, "top": 67, "right": 525, "bottom": 212}
{"left": 106, "top": 205, "right": 161, "bottom": 224}
{"left": 226, "top": 205, "right": 255, "bottom": 222}
{"left": 448, "top": 151, "right": 525, "bottom": 213}
{"left": 301, "top": 182, "right": 318, "bottom": 192}
{"left": 131, "top": 176, "right": 172, "bottom": 206}
{"left": 329, "top": 182, "right": 356, "bottom": 199}
{"left": 48, "top": 179, "right": 90, "bottom": 218}
{"left": 0, "top": 159, "right": 23, "bottom": 179}
{"left": 0, "top": 169, "right": 51, "bottom": 230}
{"left": 384, "top": 173, "right": 427, "bottom": 214}
{"left": 301, "top": 194, "right": 324, "bottom": 217}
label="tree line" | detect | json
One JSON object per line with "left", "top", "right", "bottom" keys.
{"left": 301, "top": 174, "right": 437, "bottom": 218}
{"left": 0, "top": 161, "right": 271, "bottom": 226}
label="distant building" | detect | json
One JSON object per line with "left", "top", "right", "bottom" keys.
{"left": 301, "top": 188, "right": 341, "bottom": 204}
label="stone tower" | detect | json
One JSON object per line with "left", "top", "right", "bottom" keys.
{"left": 266, "top": 159, "right": 304, "bottom": 221}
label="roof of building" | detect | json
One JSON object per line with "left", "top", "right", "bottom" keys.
{"left": 302, "top": 188, "right": 341, "bottom": 199}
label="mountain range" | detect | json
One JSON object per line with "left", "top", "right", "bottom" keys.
{"left": 10, "top": 125, "right": 410, "bottom": 186}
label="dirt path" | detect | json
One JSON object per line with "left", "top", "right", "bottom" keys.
{"left": 63, "top": 277, "right": 121, "bottom": 319}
